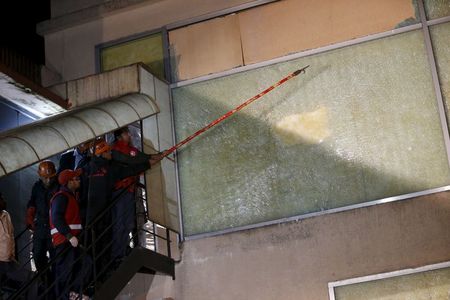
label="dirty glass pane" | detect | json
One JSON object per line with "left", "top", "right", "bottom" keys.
{"left": 424, "top": 0, "right": 450, "bottom": 19}
{"left": 100, "top": 33, "right": 164, "bottom": 79}
{"left": 430, "top": 22, "right": 450, "bottom": 129}
{"left": 173, "top": 30, "right": 450, "bottom": 236}
{"left": 334, "top": 267, "right": 450, "bottom": 299}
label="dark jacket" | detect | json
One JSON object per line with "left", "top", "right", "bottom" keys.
{"left": 27, "top": 180, "right": 59, "bottom": 237}
{"left": 58, "top": 150, "right": 75, "bottom": 174}
{"left": 58, "top": 149, "right": 90, "bottom": 174}
{"left": 111, "top": 142, "right": 152, "bottom": 192}
{"left": 85, "top": 156, "right": 151, "bottom": 225}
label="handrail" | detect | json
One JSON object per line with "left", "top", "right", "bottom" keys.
{"left": 54, "top": 194, "right": 177, "bottom": 299}
{"left": 8, "top": 182, "right": 133, "bottom": 299}
{"left": 14, "top": 228, "right": 28, "bottom": 242}
{"left": 8, "top": 178, "right": 178, "bottom": 300}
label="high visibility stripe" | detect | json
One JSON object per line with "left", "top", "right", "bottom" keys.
{"left": 50, "top": 224, "right": 82, "bottom": 235}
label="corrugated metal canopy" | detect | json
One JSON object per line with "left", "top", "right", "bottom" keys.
{"left": 0, "top": 93, "right": 159, "bottom": 177}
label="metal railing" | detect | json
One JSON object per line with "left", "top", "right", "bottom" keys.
{"left": 6, "top": 181, "right": 178, "bottom": 300}
{"left": 0, "top": 47, "right": 41, "bottom": 84}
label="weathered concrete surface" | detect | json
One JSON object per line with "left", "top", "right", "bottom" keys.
{"left": 148, "top": 191, "right": 450, "bottom": 299}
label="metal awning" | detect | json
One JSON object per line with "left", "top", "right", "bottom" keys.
{"left": 0, "top": 93, "right": 159, "bottom": 177}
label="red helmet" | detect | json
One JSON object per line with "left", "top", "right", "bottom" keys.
{"left": 37, "top": 161, "right": 56, "bottom": 178}
{"left": 94, "top": 138, "right": 111, "bottom": 155}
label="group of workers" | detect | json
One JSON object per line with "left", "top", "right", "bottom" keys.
{"left": 1, "top": 126, "right": 164, "bottom": 299}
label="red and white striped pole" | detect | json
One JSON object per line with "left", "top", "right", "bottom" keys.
{"left": 161, "top": 65, "right": 310, "bottom": 160}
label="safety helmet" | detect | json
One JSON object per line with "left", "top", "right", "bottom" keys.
{"left": 37, "top": 161, "right": 57, "bottom": 178}
{"left": 94, "top": 138, "right": 111, "bottom": 155}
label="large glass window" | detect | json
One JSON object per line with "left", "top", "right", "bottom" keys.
{"left": 100, "top": 32, "right": 165, "bottom": 78}
{"left": 173, "top": 30, "right": 450, "bottom": 236}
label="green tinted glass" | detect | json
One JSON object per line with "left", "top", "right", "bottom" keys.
{"left": 424, "top": 0, "right": 450, "bottom": 19}
{"left": 335, "top": 267, "right": 450, "bottom": 299}
{"left": 173, "top": 30, "right": 450, "bottom": 236}
{"left": 100, "top": 33, "right": 164, "bottom": 79}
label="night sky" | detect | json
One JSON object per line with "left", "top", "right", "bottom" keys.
{"left": 0, "top": 0, "right": 50, "bottom": 64}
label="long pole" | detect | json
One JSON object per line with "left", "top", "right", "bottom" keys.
{"left": 161, "top": 65, "right": 310, "bottom": 159}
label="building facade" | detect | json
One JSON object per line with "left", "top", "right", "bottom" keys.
{"left": 37, "top": 0, "right": 450, "bottom": 299}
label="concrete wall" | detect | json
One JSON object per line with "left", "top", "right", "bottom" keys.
{"left": 147, "top": 191, "right": 450, "bottom": 299}
{"left": 50, "top": 0, "right": 112, "bottom": 18}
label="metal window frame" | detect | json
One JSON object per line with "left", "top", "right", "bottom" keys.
{"left": 94, "top": 27, "right": 168, "bottom": 80}
{"left": 328, "top": 261, "right": 450, "bottom": 300}
{"left": 169, "top": 1, "right": 450, "bottom": 240}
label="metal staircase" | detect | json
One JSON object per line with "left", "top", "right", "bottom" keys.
{"left": 4, "top": 183, "right": 178, "bottom": 300}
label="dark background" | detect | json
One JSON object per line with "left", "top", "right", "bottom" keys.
{"left": 0, "top": 0, "right": 51, "bottom": 64}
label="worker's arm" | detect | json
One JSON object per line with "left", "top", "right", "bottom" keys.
{"left": 26, "top": 184, "right": 37, "bottom": 230}
{"left": 110, "top": 160, "right": 151, "bottom": 182}
{"left": 51, "top": 194, "right": 72, "bottom": 239}
{"left": 111, "top": 149, "right": 151, "bottom": 165}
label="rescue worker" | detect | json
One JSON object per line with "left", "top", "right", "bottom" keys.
{"left": 49, "top": 169, "right": 87, "bottom": 299}
{"left": 58, "top": 142, "right": 92, "bottom": 174}
{"left": 110, "top": 127, "right": 151, "bottom": 263}
{"left": 58, "top": 142, "right": 93, "bottom": 227}
{"left": 26, "top": 161, "right": 59, "bottom": 287}
{"left": 86, "top": 137, "right": 163, "bottom": 273}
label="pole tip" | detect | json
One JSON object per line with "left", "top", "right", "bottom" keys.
{"left": 293, "top": 65, "right": 310, "bottom": 76}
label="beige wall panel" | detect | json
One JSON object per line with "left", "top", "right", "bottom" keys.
{"left": 147, "top": 192, "right": 450, "bottom": 299}
{"left": 239, "top": 0, "right": 416, "bottom": 64}
{"left": 169, "top": 14, "right": 244, "bottom": 81}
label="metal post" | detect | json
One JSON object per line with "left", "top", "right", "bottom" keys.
{"left": 166, "top": 228, "right": 171, "bottom": 259}
{"left": 91, "top": 228, "right": 98, "bottom": 292}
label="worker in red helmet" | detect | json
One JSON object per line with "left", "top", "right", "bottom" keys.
{"left": 26, "top": 160, "right": 59, "bottom": 291}
{"left": 49, "top": 169, "right": 89, "bottom": 299}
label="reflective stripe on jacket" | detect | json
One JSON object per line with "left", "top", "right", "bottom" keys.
{"left": 49, "top": 190, "right": 82, "bottom": 246}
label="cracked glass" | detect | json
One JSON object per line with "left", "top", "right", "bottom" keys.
{"left": 430, "top": 22, "right": 450, "bottom": 131}
{"left": 173, "top": 30, "right": 450, "bottom": 236}
{"left": 424, "top": 0, "right": 450, "bottom": 19}
{"left": 334, "top": 267, "right": 450, "bottom": 299}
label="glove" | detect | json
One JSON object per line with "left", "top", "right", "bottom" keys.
{"left": 26, "top": 207, "right": 36, "bottom": 231}
{"left": 149, "top": 151, "right": 167, "bottom": 166}
{"left": 69, "top": 236, "right": 79, "bottom": 248}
